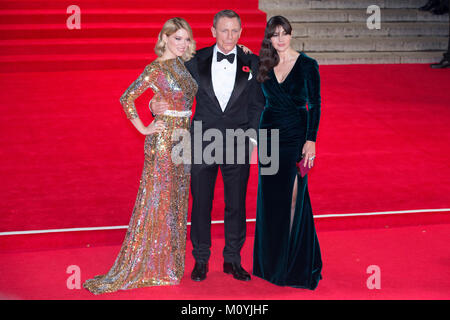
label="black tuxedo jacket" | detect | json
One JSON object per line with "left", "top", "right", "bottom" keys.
{"left": 185, "top": 45, "right": 265, "bottom": 135}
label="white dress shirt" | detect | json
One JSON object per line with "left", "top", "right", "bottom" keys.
{"left": 211, "top": 45, "right": 237, "bottom": 112}
{"left": 211, "top": 45, "right": 258, "bottom": 148}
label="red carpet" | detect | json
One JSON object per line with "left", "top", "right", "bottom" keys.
{"left": 0, "top": 224, "right": 448, "bottom": 300}
{"left": 0, "top": 65, "right": 449, "bottom": 240}
{"left": 0, "top": 0, "right": 449, "bottom": 301}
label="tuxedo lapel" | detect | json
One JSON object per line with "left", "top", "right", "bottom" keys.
{"left": 197, "top": 47, "right": 222, "bottom": 112}
{"left": 224, "top": 51, "right": 249, "bottom": 112}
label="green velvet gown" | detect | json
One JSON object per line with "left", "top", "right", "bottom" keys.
{"left": 253, "top": 52, "right": 322, "bottom": 290}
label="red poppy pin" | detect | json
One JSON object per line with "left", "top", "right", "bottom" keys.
{"left": 242, "top": 66, "right": 251, "bottom": 73}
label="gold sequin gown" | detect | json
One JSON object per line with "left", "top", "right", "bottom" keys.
{"left": 83, "top": 57, "right": 198, "bottom": 295}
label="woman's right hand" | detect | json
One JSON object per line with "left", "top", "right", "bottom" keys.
{"left": 141, "top": 120, "right": 165, "bottom": 135}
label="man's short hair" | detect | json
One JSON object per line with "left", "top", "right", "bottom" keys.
{"left": 213, "top": 9, "right": 241, "bottom": 28}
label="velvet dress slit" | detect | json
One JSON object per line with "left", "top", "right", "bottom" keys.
{"left": 253, "top": 52, "right": 322, "bottom": 290}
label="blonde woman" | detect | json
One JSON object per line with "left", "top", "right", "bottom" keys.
{"left": 83, "top": 17, "right": 198, "bottom": 294}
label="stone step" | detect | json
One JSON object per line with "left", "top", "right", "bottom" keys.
{"left": 0, "top": 0, "right": 258, "bottom": 10}
{"left": 306, "top": 51, "right": 445, "bottom": 64}
{"left": 258, "top": 1, "right": 448, "bottom": 64}
{"left": 0, "top": 9, "right": 265, "bottom": 25}
{"left": 260, "top": 0, "right": 430, "bottom": 10}
{"left": 292, "top": 22, "right": 448, "bottom": 38}
{"left": 0, "top": 22, "right": 264, "bottom": 40}
{"left": 0, "top": 38, "right": 262, "bottom": 56}
{"left": 293, "top": 36, "right": 447, "bottom": 52}
{"left": 264, "top": 8, "right": 449, "bottom": 22}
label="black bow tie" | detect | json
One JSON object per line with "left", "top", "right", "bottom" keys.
{"left": 217, "top": 52, "right": 235, "bottom": 64}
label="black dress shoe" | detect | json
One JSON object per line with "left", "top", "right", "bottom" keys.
{"left": 223, "top": 262, "right": 251, "bottom": 281}
{"left": 191, "top": 262, "right": 208, "bottom": 281}
{"left": 419, "top": 0, "right": 439, "bottom": 11}
{"left": 431, "top": 58, "right": 450, "bottom": 69}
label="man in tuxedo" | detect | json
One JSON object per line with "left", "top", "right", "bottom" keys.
{"left": 185, "top": 10, "right": 264, "bottom": 282}
{"left": 150, "top": 10, "right": 264, "bottom": 281}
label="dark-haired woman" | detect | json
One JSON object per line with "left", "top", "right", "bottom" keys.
{"left": 253, "top": 16, "right": 322, "bottom": 290}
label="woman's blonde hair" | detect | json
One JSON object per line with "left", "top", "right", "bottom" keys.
{"left": 154, "top": 17, "right": 196, "bottom": 61}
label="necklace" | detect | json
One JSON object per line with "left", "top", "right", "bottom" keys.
{"left": 274, "top": 53, "right": 300, "bottom": 83}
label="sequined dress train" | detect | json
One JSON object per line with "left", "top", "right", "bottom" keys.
{"left": 83, "top": 57, "right": 198, "bottom": 294}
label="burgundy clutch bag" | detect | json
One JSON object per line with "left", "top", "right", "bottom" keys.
{"left": 296, "top": 158, "right": 311, "bottom": 177}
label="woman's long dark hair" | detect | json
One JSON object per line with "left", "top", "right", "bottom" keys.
{"left": 257, "top": 16, "right": 293, "bottom": 83}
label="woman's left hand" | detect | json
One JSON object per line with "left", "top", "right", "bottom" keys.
{"left": 301, "top": 141, "right": 316, "bottom": 168}
{"left": 238, "top": 44, "right": 253, "bottom": 54}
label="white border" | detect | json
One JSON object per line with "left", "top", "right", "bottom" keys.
{"left": 0, "top": 208, "right": 448, "bottom": 236}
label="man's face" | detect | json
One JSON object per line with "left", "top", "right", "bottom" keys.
{"left": 211, "top": 17, "right": 242, "bottom": 54}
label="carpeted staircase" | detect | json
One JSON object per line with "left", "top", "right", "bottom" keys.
{"left": 259, "top": 0, "right": 449, "bottom": 64}
{"left": 0, "top": 0, "right": 267, "bottom": 72}
{"left": 2, "top": 0, "right": 447, "bottom": 71}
